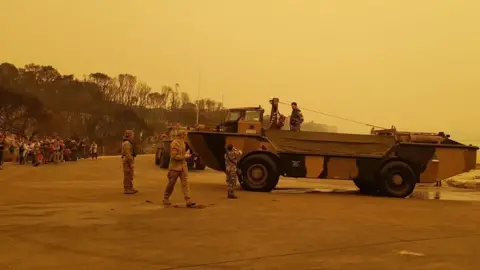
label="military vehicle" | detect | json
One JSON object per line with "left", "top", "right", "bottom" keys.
{"left": 186, "top": 97, "right": 478, "bottom": 198}
{"left": 155, "top": 128, "right": 206, "bottom": 170}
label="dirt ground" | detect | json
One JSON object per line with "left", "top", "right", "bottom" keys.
{"left": 1, "top": 155, "right": 480, "bottom": 270}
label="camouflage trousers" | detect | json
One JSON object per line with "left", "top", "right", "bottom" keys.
{"left": 164, "top": 170, "right": 192, "bottom": 202}
{"left": 123, "top": 161, "right": 134, "bottom": 191}
{"left": 226, "top": 171, "right": 237, "bottom": 193}
{"left": 290, "top": 125, "right": 301, "bottom": 131}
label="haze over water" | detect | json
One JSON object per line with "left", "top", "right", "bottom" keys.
{"left": 1, "top": 0, "right": 479, "bottom": 145}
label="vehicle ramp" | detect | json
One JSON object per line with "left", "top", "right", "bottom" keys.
{"left": 265, "top": 130, "right": 395, "bottom": 157}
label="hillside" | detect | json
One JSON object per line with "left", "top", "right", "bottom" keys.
{"left": 0, "top": 62, "right": 225, "bottom": 140}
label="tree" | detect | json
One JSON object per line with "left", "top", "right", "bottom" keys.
{"left": 180, "top": 92, "right": 191, "bottom": 106}
{"left": 117, "top": 73, "right": 137, "bottom": 106}
{"left": 88, "top": 72, "right": 115, "bottom": 101}
{"left": 23, "top": 64, "right": 61, "bottom": 84}
{"left": 0, "top": 62, "right": 230, "bottom": 152}
{"left": 135, "top": 81, "right": 151, "bottom": 107}
{"left": 147, "top": 92, "right": 166, "bottom": 109}
{"left": 0, "top": 86, "right": 49, "bottom": 136}
{"left": 0, "top": 63, "right": 19, "bottom": 89}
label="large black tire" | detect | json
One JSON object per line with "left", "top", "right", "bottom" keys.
{"left": 193, "top": 157, "right": 206, "bottom": 170}
{"left": 238, "top": 154, "right": 279, "bottom": 192}
{"left": 377, "top": 161, "right": 417, "bottom": 198}
{"left": 353, "top": 179, "right": 379, "bottom": 195}
{"left": 159, "top": 151, "right": 170, "bottom": 169}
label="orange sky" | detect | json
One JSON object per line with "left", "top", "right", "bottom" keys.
{"left": 1, "top": 0, "right": 479, "bottom": 143}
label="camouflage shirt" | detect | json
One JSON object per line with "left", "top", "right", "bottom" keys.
{"left": 121, "top": 139, "right": 135, "bottom": 163}
{"left": 224, "top": 148, "right": 243, "bottom": 173}
{"left": 169, "top": 138, "right": 188, "bottom": 172}
{"left": 290, "top": 108, "right": 304, "bottom": 126}
{"left": 169, "top": 128, "right": 178, "bottom": 140}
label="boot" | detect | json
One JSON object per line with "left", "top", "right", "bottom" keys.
{"left": 162, "top": 198, "right": 172, "bottom": 205}
{"left": 186, "top": 200, "right": 197, "bottom": 208}
{"left": 227, "top": 191, "right": 238, "bottom": 199}
{"left": 124, "top": 189, "right": 138, "bottom": 195}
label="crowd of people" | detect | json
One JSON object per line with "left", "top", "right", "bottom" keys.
{"left": 0, "top": 133, "right": 98, "bottom": 169}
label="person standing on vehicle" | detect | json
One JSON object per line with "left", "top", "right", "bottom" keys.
{"left": 122, "top": 130, "right": 138, "bottom": 194}
{"left": 289, "top": 102, "right": 304, "bottom": 131}
{"left": 224, "top": 144, "right": 243, "bottom": 199}
{"left": 163, "top": 130, "right": 196, "bottom": 207}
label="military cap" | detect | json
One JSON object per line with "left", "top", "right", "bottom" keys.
{"left": 175, "top": 129, "right": 187, "bottom": 137}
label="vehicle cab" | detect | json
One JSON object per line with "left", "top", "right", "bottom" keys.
{"left": 219, "top": 106, "right": 264, "bottom": 135}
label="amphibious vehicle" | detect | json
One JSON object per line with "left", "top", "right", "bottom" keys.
{"left": 186, "top": 98, "right": 478, "bottom": 197}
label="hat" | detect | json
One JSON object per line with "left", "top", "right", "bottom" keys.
{"left": 175, "top": 129, "right": 188, "bottom": 137}
{"left": 124, "top": 130, "right": 134, "bottom": 137}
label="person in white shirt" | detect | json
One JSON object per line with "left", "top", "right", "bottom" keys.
{"left": 90, "top": 141, "right": 98, "bottom": 160}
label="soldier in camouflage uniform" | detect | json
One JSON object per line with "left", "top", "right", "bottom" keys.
{"left": 289, "top": 102, "right": 304, "bottom": 131}
{"left": 163, "top": 130, "right": 196, "bottom": 207}
{"left": 224, "top": 144, "right": 243, "bottom": 199}
{"left": 167, "top": 124, "right": 179, "bottom": 140}
{"left": 121, "top": 130, "right": 138, "bottom": 194}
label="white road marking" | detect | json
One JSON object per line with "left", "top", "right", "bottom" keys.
{"left": 396, "top": 250, "right": 425, "bottom": 256}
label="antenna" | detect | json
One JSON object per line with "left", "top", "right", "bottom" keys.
{"left": 196, "top": 72, "right": 201, "bottom": 125}
{"left": 278, "top": 100, "right": 387, "bottom": 129}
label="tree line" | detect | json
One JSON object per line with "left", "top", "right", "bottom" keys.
{"left": 0, "top": 63, "right": 226, "bottom": 150}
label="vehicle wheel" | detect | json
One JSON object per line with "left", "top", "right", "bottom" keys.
{"left": 377, "top": 161, "right": 417, "bottom": 198}
{"left": 194, "top": 158, "right": 206, "bottom": 170}
{"left": 239, "top": 154, "right": 279, "bottom": 192}
{"left": 159, "top": 151, "right": 170, "bottom": 169}
{"left": 353, "top": 179, "right": 379, "bottom": 194}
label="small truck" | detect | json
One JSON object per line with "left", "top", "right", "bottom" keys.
{"left": 186, "top": 98, "right": 478, "bottom": 198}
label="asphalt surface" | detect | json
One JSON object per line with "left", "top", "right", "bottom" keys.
{"left": 1, "top": 155, "right": 479, "bottom": 270}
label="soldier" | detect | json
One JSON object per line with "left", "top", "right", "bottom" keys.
{"left": 163, "top": 130, "right": 196, "bottom": 207}
{"left": 289, "top": 102, "right": 304, "bottom": 131}
{"left": 121, "top": 130, "right": 138, "bottom": 194}
{"left": 168, "top": 125, "right": 178, "bottom": 140}
{"left": 224, "top": 144, "right": 243, "bottom": 199}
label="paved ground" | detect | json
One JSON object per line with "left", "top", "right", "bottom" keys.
{"left": 1, "top": 155, "right": 480, "bottom": 270}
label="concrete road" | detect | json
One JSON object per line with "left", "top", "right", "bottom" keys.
{"left": 1, "top": 155, "right": 479, "bottom": 270}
